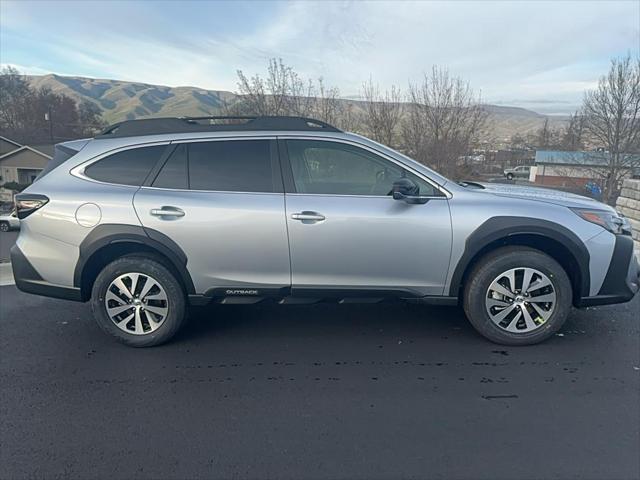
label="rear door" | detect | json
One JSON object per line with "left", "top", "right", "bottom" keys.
{"left": 133, "top": 138, "right": 291, "bottom": 295}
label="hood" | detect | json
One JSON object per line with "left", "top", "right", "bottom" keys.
{"left": 472, "top": 182, "right": 616, "bottom": 212}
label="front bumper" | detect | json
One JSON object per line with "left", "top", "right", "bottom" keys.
{"left": 577, "top": 235, "right": 640, "bottom": 307}
{"left": 10, "top": 244, "right": 82, "bottom": 301}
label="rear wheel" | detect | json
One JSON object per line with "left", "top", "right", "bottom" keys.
{"left": 463, "top": 246, "right": 572, "bottom": 345}
{"left": 91, "top": 255, "right": 186, "bottom": 347}
{"left": 0, "top": 222, "right": 9, "bottom": 232}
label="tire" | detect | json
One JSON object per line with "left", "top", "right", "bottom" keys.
{"left": 91, "top": 254, "right": 187, "bottom": 347}
{"left": 0, "top": 222, "right": 9, "bottom": 232}
{"left": 506, "top": 173, "right": 514, "bottom": 181}
{"left": 463, "top": 246, "right": 572, "bottom": 346}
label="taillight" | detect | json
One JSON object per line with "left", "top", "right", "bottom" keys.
{"left": 15, "top": 194, "right": 49, "bottom": 219}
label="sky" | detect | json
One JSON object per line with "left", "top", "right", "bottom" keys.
{"left": 1, "top": 0, "right": 638, "bottom": 114}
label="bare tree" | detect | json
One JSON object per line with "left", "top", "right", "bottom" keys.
{"left": 361, "top": 79, "right": 403, "bottom": 147}
{"left": 287, "top": 70, "right": 315, "bottom": 117}
{"left": 314, "top": 77, "right": 341, "bottom": 125}
{"left": 335, "top": 102, "right": 362, "bottom": 133}
{"left": 402, "top": 66, "right": 486, "bottom": 177}
{"left": 582, "top": 54, "right": 640, "bottom": 202}
{"left": 537, "top": 118, "right": 552, "bottom": 148}
{"left": 77, "top": 100, "right": 107, "bottom": 136}
{"left": 236, "top": 68, "right": 270, "bottom": 115}
{"left": 236, "top": 58, "right": 321, "bottom": 117}
{"left": 561, "top": 110, "right": 585, "bottom": 150}
{"left": 0, "top": 66, "right": 34, "bottom": 137}
{"left": 536, "top": 118, "right": 564, "bottom": 149}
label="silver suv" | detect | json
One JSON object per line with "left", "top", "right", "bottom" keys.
{"left": 504, "top": 165, "right": 531, "bottom": 181}
{"left": 11, "top": 116, "right": 639, "bottom": 347}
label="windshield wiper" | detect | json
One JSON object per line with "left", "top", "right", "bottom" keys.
{"left": 458, "top": 181, "right": 485, "bottom": 189}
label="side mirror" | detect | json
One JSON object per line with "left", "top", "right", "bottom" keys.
{"left": 392, "top": 178, "right": 430, "bottom": 204}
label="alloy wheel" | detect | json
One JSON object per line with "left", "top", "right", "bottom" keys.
{"left": 485, "top": 267, "right": 556, "bottom": 333}
{"left": 105, "top": 272, "right": 169, "bottom": 335}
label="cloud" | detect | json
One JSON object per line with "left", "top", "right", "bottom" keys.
{"left": 1, "top": 0, "right": 638, "bottom": 113}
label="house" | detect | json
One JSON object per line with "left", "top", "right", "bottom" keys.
{"left": 0, "top": 137, "right": 53, "bottom": 203}
{"left": 531, "top": 150, "right": 640, "bottom": 188}
{"left": 495, "top": 148, "right": 535, "bottom": 168}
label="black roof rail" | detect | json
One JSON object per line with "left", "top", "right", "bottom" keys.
{"left": 95, "top": 116, "right": 341, "bottom": 138}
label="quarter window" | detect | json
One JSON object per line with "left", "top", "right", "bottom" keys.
{"left": 84, "top": 145, "right": 166, "bottom": 186}
{"left": 286, "top": 140, "right": 440, "bottom": 196}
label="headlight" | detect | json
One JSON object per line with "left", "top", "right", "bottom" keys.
{"left": 571, "top": 208, "right": 631, "bottom": 235}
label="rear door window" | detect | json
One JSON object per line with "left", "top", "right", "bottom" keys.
{"left": 84, "top": 145, "right": 166, "bottom": 186}
{"left": 187, "top": 140, "right": 274, "bottom": 192}
{"left": 152, "top": 144, "right": 188, "bottom": 190}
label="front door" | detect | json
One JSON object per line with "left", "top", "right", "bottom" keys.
{"left": 133, "top": 138, "right": 290, "bottom": 295}
{"left": 282, "top": 139, "right": 452, "bottom": 297}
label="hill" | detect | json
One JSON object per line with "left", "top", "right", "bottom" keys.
{"left": 27, "top": 74, "right": 567, "bottom": 142}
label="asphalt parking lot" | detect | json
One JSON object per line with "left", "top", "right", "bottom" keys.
{"left": 0, "top": 230, "right": 16, "bottom": 263}
{"left": 0, "top": 231, "right": 639, "bottom": 480}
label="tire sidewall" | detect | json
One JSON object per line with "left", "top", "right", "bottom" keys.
{"left": 464, "top": 248, "right": 572, "bottom": 345}
{"left": 91, "top": 255, "right": 186, "bottom": 347}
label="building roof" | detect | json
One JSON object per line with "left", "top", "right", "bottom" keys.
{"left": 0, "top": 145, "right": 52, "bottom": 162}
{"left": 29, "top": 144, "right": 55, "bottom": 157}
{"left": 535, "top": 150, "right": 640, "bottom": 167}
{"left": 0, "top": 136, "right": 22, "bottom": 156}
{"left": 0, "top": 136, "right": 22, "bottom": 149}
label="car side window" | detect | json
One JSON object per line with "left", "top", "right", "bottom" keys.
{"left": 84, "top": 145, "right": 167, "bottom": 186}
{"left": 286, "top": 139, "right": 440, "bottom": 196}
{"left": 188, "top": 140, "right": 274, "bottom": 192}
{"left": 150, "top": 140, "right": 275, "bottom": 192}
{"left": 152, "top": 144, "right": 188, "bottom": 189}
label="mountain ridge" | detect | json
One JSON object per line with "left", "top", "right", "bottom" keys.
{"left": 27, "top": 73, "right": 567, "bottom": 142}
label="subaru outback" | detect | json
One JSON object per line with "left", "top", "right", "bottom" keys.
{"left": 11, "top": 116, "right": 639, "bottom": 346}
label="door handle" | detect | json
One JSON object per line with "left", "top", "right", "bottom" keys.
{"left": 291, "top": 211, "right": 325, "bottom": 222}
{"left": 150, "top": 207, "right": 185, "bottom": 218}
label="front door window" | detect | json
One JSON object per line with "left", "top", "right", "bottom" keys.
{"left": 286, "top": 140, "right": 440, "bottom": 197}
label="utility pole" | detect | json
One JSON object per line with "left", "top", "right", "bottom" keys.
{"left": 45, "top": 107, "right": 53, "bottom": 143}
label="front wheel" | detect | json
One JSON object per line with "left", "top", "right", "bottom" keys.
{"left": 0, "top": 222, "right": 9, "bottom": 232}
{"left": 91, "top": 255, "right": 187, "bottom": 347}
{"left": 506, "top": 173, "right": 514, "bottom": 181}
{"left": 463, "top": 246, "right": 572, "bottom": 345}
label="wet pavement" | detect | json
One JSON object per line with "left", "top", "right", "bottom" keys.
{"left": 1, "top": 282, "right": 638, "bottom": 479}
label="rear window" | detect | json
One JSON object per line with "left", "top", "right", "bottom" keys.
{"left": 84, "top": 145, "right": 166, "bottom": 186}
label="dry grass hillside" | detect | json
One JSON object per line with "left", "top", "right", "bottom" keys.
{"left": 28, "top": 74, "right": 567, "bottom": 141}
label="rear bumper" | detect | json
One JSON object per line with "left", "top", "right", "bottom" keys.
{"left": 577, "top": 235, "right": 639, "bottom": 307}
{"left": 10, "top": 245, "right": 82, "bottom": 301}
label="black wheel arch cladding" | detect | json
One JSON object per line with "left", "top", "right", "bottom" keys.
{"left": 449, "top": 216, "right": 591, "bottom": 300}
{"left": 74, "top": 224, "right": 196, "bottom": 297}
